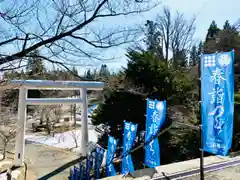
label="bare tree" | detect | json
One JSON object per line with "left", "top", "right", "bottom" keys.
{"left": 40, "top": 104, "right": 65, "bottom": 136}
{"left": 53, "top": 104, "right": 63, "bottom": 124}
{"left": 0, "top": 122, "right": 17, "bottom": 160}
{"left": 70, "top": 127, "right": 81, "bottom": 148}
{"left": 233, "top": 19, "right": 240, "bottom": 31}
{"left": 31, "top": 104, "right": 62, "bottom": 136}
{"left": 70, "top": 104, "right": 77, "bottom": 125}
{"left": 155, "top": 6, "right": 196, "bottom": 61}
{"left": 0, "top": 0, "right": 159, "bottom": 72}
{"left": 0, "top": 98, "right": 18, "bottom": 160}
{"left": 170, "top": 12, "right": 196, "bottom": 58}
{"left": 156, "top": 7, "right": 172, "bottom": 61}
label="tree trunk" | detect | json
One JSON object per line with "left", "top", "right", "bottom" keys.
{"left": 51, "top": 123, "right": 55, "bottom": 137}
{"left": 1, "top": 139, "right": 8, "bottom": 161}
{"left": 73, "top": 104, "right": 76, "bottom": 126}
{"left": 46, "top": 117, "right": 50, "bottom": 135}
{"left": 74, "top": 137, "right": 78, "bottom": 148}
{"left": 70, "top": 105, "right": 73, "bottom": 122}
{"left": 40, "top": 116, "right": 43, "bottom": 125}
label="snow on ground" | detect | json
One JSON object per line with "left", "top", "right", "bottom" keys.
{"left": 25, "top": 104, "right": 99, "bottom": 151}
{"left": 25, "top": 125, "right": 98, "bottom": 150}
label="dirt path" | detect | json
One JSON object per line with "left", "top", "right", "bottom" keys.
{"left": 24, "top": 142, "right": 79, "bottom": 180}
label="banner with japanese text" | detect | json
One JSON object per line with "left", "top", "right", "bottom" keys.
{"left": 145, "top": 99, "right": 166, "bottom": 168}
{"left": 94, "top": 147, "right": 105, "bottom": 179}
{"left": 201, "top": 51, "right": 234, "bottom": 156}
{"left": 106, "top": 136, "right": 118, "bottom": 177}
{"left": 86, "top": 155, "right": 94, "bottom": 180}
{"left": 121, "top": 121, "right": 138, "bottom": 174}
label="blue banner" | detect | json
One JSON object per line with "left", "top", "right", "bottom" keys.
{"left": 145, "top": 99, "right": 166, "bottom": 167}
{"left": 106, "top": 136, "right": 118, "bottom": 177}
{"left": 79, "top": 163, "right": 86, "bottom": 180}
{"left": 73, "top": 167, "right": 79, "bottom": 180}
{"left": 201, "top": 51, "right": 234, "bottom": 156}
{"left": 86, "top": 155, "right": 94, "bottom": 180}
{"left": 69, "top": 168, "right": 73, "bottom": 180}
{"left": 94, "top": 147, "right": 105, "bottom": 179}
{"left": 121, "top": 121, "right": 138, "bottom": 174}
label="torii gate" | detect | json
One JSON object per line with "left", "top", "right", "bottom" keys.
{"left": 0, "top": 80, "right": 104, "bottom": 166}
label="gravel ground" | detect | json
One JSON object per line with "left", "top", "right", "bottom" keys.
{"left": 2, "top": 138, "right": 240, "bottom": 180}
{"left": 24, "top": 142, "right": 79, "bottom": 180}
{"left": 0, "top": 139, "right": 80, "bottom": 180}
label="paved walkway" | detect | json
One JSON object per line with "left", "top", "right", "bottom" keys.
{"left": 184, "top": 165, "right": 240, "bottom": 180}
{"left": 101, "top": 156, "right": 240, "bottom": 180}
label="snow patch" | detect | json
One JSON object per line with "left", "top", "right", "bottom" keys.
{"left": 25, "top": 127, "right": 98, "bottom": 150}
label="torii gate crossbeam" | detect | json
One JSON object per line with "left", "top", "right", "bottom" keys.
{"left": 0, "top": 80, "right": 104, "bottom": 166}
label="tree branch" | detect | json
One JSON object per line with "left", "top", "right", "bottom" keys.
{"left": 25, "top": 54, "right": 87, "bottom": 80}
{"left": 0, "top": 0, "right": 108, "bottom": 65}
{"left": 0, "top": 0, "right": 159, "bottom": 69}
{"left": 22, "top": 34, "right": 29, "bottom": 51}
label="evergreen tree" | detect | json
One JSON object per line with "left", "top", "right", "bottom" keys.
{"left": 70, "top": 67, "right": 79, "bottom": 80}
{"left": 196, "top": 41, "right": 203, "bottom": 64}
{"left": 197, "top": 41, "right": 203, "bottom": 56}
{"left": 26, "top": 50, "right": 45, "bottom": 77}
{"left": 93, "top": 49, "right": 197, "bottom": 168}
{"left": 72, "top": 67, "right": 78, "bottom": 75}
{"left": 20, "top": 69, "right": 26, "bottom": 79}
{"left": 86, "top": 69, "right": 92, "bottom": 79}
{"left": 189, "top": 45, "right": 198, "bottom": 66}
{"left": 84, "top": 69, "right": 95, "bottom": 80}
{"left": 99, "top": 64, "right": 110, "bottom": 78}
{"left": 25, "top": 50, "right": 45, "bottom": 102}
{"left": 172, "top": 50, "right": 187, "bottom": 68}
{"left": 223, "top": 20, "right": 238, "bottom": 33}
{"left": 205, "top": 21, "right": 220, "bottom": 42}
{"left": 91, "top": 69, "right": 98, "bottom": 80}
{"left": 144, "top": 20, "right": 164, "bottom": 60}
{"left": 189, "top": 43, "right": 202, "bottom": 67}
{"left": 223, "top": 20, "right": 231, "bottom": 30}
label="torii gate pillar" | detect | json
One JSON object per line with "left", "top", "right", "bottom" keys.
{"left": 0, "top": 80, "right": 104, "bottom": 166}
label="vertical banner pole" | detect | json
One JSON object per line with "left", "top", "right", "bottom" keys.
{"left": 199, "top": 57, "right": 204, "bottom": 180}
{"left": 200, "top": 126, "right": 204, "bottom": 180}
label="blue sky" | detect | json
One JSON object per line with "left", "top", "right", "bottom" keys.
{"left": 1, "top": 0, "right": 239, "bottom": 75}
{"left": 91, "top": 0, "right": 239, "bottom": 75}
